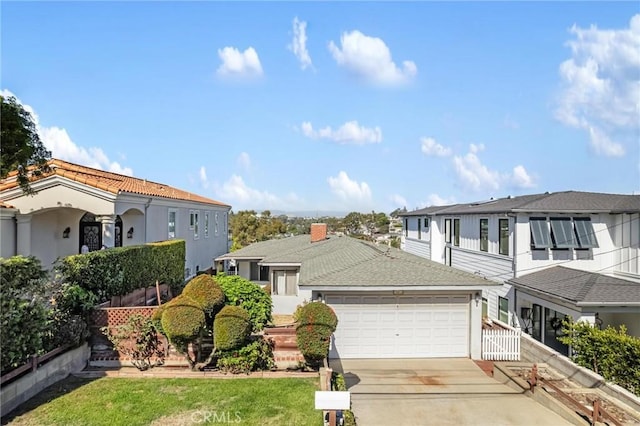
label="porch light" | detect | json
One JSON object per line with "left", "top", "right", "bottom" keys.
{"left": 474, "top": 292, "right": 481, "bottom": 306}
{"left": 127, "top": 227, "right": 134, "bottom": 238}
{"left": 62, "top": 227, "right": 71, "bottom": 239}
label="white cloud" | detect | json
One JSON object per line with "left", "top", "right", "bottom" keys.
{"left": 510, "top": 165, "right": 536, "bottom": 189}
{"left": 199, "top": 166, "right": 209, "bottom": 189}
{"left": 390, "top": 194, "right": 407, "bottom": 209}
{"left": 288, "top": 17, "right": 313, "bottom": 70}
{"left": 1, "top": 89, "right": 133, "bottom": 175}
{"left": 237, "top": 152, "right": 251, "bottom": 170}
{"left": 420, "top": 137, "right": 452, "bottom": 157}
{"left": 328, "top": 30, "right": 417, "bottom": 86}
{"left": 426, "top": 193, "right": 455, "bottom": 207}
{"left": 452, "top": 144, "right": 536, "bottom": 192}
{"left": 327, "top": 171, "right": 372, "bottom": 205}
{"left": 555, "top": 14, "right": 640, "bottom": 157}
{"left": 301, "top": 120, "right": 382, "bottom": 144}
{"left": 215, "top": 174, "right": 280, "bottom": 206}
{"left": 216, "top": 46, "right": 263, "bottom": 78}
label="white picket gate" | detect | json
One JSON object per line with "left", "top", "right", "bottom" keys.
{"left": 482, "top": 328, "right": 521, "bottom": 361}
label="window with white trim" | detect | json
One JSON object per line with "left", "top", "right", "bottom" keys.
{"left": 498, "top": 296, "right": 509, "bottom": 324}
{"left": 418, "top": 218, "right": 422, "bottom": 239}
{"left": 273, "top": 270, "right": 297, "bottom": 296}
{"left": 215, "top": 212, "right": 219, "bottom": 236}
{"left": 453, "top": 218, "right": 460, "bottom": 247}
{"left": 168, "top": 209, "right": 177, "bottom": 239}
{"left": 189, "top": 210, "right": 195, "bottom": 230}
{"left": 479, "top": 219, "right": 488, "bottom": 252}
{"left": 193, "top": 210, "right": 200, "bottom": 239}
{"left": 499, "top": 219, "right": 509, "bottom": 256}
{"left": 204, "top": 211, "right": 209, "bottom": 238}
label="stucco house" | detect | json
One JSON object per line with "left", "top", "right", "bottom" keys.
{"left": 216, "top": 223, "right": 499, "bottom": 360}
{"left": 399, "top": 190, "right": 640, "bottom": 355}
{"left": 0, "top": 159, "right": 231, "bottom": 280}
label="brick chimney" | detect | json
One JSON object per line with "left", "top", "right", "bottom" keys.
{"left": 310, "top": 223, "right": 328, "bottom": 243}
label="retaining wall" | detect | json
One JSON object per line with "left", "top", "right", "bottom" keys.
{"left": 1, "top": 343, "right": 90, "bottom": 416}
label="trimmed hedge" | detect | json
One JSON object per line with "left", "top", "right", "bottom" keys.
{"left": 214, "top": 305, "right": 251, "bottom": 351}
{"left": 216, "top": 337, "right": 275, "bottom": 374}
{"left": 55, "top": 239, "right": 185, "bottom": 302}
{"left": 182, "top": 274, "right": 225, "bottom": 315}
{"left": 215, "top": 273, "right": 272, "bottom": 332}
{"left": 295, "top": 302, "right": 338, "bottom": 364}
{"left": 0, "top": 256, "right": 49, "bottom": 373}
{"left": 160, "top": 295, "right": 205, "bottom": 347}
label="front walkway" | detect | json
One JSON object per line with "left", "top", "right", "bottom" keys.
{"left": 329, "top": 358, "right": 573, "bottom": 426}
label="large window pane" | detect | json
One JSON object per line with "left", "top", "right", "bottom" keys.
{"left": 574, "top": 218, "right": 598, "bottom": 248}
{"left": 530, "top": 217, "right": 551, "bottom": 248}
{"left": 453, "top": 219, "right": 460, "bottom": 246}
{"left": 550, "top": 218, "right": 578, "bottom": 248}
{"left": 480, "top": 219, "right": 488, "bottom": 252}
{"left": 499, "top": 219, "right": 509, "bottom": 256}
{"left": 498, "top": 296, "right": 509, "bottom": 323}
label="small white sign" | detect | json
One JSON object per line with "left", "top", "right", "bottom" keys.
{"left": 315, "top": 391, "right": 350, "bottom": 410}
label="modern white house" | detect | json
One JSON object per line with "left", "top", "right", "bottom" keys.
{"left": 0, "top": 159, "right": 231, "bottom": 280}
{"left": 216, "top": 223, "right": 499, "bottom": 360}
{"left": 400, "top": 191, "right": 640, "bottom": 355}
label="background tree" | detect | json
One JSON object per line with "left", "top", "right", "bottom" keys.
{"left": 0, "top": 95, "right": 51, "bottom": 194}
{"left": 342, "top": 212, "right": 362, "bottom": 235}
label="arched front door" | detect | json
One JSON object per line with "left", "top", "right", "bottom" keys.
{"left": 79, "top": 213, "right": 123, "bottom": 252}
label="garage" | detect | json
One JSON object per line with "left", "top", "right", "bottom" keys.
{"left": 326, "top": 293, "right": 470, "bottom": 359}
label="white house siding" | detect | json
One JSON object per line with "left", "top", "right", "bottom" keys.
{"left": 613, "top": 213, "right": 640, "bottom": 276}
{"left": 272, "top": 289, "right": 312, "bottom": 315}
{"left": 404, "top": 238, "right": 431, "bottom": 260}
{"left": 514, "top": 213, "right": 621, "bottom": 277}
{"left": 451, "top": 247, "right": 513, "bottom": 282}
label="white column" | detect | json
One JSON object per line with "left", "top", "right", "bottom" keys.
{"left": 97, "top": 214, "right": 116, "bottom": 248}
{"left": 16, "top": 214, "right": 32, "bottom": 256}
{"left": 470, "top": 291, "right": 483, "bottom": 360}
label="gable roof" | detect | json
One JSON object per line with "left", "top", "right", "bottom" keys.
{"left": 217, "top": 234, "right": 496, "bottom": 288}
{"left": 0, "top": 159, "right": 230, "bottom": 207}
{"left": 507, "top": 266, "right": 640, "bottom": 306}
{"left": 400, "top": 191, "right": 640, "bottom": 216}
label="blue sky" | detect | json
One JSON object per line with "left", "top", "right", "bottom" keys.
{"left": 2, "top": 2, "right": 639, "bottom": 214}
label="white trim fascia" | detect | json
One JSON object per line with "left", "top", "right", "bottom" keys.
{"left": 577, "top": 301, "right": 640, "bottom": 307}
{"left": 259, "top": 262, "right": 302, "bottom": 267}
{"left": 301, "top": 284, "right": 500, "bottom": 292}
{"left": 2, "top": 176, "right": 117, "bottom": 203}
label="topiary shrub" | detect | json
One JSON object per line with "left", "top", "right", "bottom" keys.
{"left": 295, "top": 301, "right": 338, "bottom": 367}
{"left": 214, "top": 305, "right": 251, "bottom": 351}
{"left": 182, "top": 274, "right": 225, "bottom": 315}
{"left": 214, "top": 273, "right": 272, "bottom": 332}
{"left": 216, "top": 337, "right": 275, "bottom": 374}
{"left": 160, "top": 295, "right": 205, "bottom": 369}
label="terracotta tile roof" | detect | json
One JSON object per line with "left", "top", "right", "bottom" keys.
{"left": 0, "top": 159, "right": 230, "bottom": 207}
{"left": 0, "top": 200, "right": 14, "bottom": 208}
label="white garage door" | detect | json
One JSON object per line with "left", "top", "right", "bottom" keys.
{"left": 326, "top": 294, "right": 470, "bottom": 359}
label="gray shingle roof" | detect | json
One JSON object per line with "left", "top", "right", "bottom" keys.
{"left": 400, "top": 191, "right": 640, "bottom": 216}
{"left": 507, "top": 266, "right": 640, "bottom": 306}
{"left": 217, "top": 235, "right": 496, "bottom": 288}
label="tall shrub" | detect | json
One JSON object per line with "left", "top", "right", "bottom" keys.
{"left": 215, "top": 273, "right": 272, "bottom": 331}
{"left": 160, "top": 295, "right": 205, "bottom": 369}
{"left": 559, "top": 321, "right": 640, "bottom": 395}
{"left": 214, "top": 305, "right": 251, "bottom": 351}
{"left": 0, "top": 256, "right": 50, "bottom": 373}
{"left": 295, "top": 302, "right": 338, "bottom": 366}
{"left": 182, "top": 274, "right": 225, "bottom": 315}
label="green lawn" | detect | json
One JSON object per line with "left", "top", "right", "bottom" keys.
{"left": 3, "top": 376, "right": 322, "bottom": 426}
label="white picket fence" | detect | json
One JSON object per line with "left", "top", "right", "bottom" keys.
{"left": 482, "top": 328, "right": 521, "bottom": 361}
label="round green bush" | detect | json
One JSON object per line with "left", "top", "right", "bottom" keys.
{"left": 214, "top": 305, "right": 251, "bottom": 351}
{"left": 295, "top": 302, "right": 338, "bottom": 363}
{"left": 214, "top": 273, "right": 272, "bottom": 332}
{"left": 160, "top": 295, "right": 205, "bottom": 345}
{"left": 182, "top": 274, "right": 225, "bottom": 314}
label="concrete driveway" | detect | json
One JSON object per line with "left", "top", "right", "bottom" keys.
{"left": 329, "top": 358, "right": 573, "bottom": 426}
